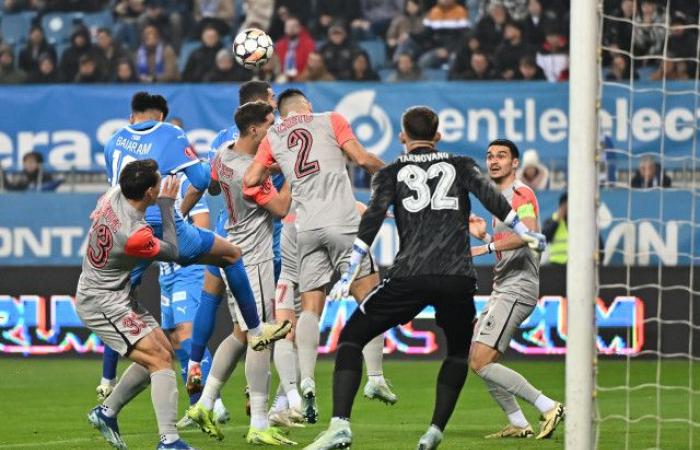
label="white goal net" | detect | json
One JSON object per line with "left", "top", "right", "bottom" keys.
{"left": 595, "top": 0, "right": 700, "bottom": 449}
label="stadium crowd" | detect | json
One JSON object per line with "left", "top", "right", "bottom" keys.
{"left": 1, "top": 0, "right": 697, "bottom": 85}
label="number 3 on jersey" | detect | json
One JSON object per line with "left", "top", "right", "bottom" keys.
{"left": 288, "top": 128, "right": 319, "bottom": 178}
{"left": 398, "top": 162, "right": 458, "bottom": 212}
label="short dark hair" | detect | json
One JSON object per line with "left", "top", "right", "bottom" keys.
{"left": 131, "top": 91, "right": 169, "bottom": 119}
{"left": 487, "top": 138, "right": 520, "bottom": 159}
{"left": 235, "top": 101, "right": 274, "bottom": 136}
{"left": 401, "top": 106, "right": 439, "bottom": 140}
{"left": 559, "top": 192, "right": 568, "bottom": 206}
{"left": 277, "top": 88, "right": 307, "bottom": 113}
{"left": 23, "top": 151, "right": 43, "bottom": 164}
{"left": 119, "top": 159, "right": 160, "bottom": 200}
{"left": 239, "top": 81, "right": 271, "bottom": 105}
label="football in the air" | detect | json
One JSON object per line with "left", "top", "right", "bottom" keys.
{"left": 233, "top": 28, "right": 274, "bottom": 70}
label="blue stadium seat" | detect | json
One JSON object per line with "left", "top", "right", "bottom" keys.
{"left": 81, "top": 10, "right": 113, "bottom": 32}
{"left": 637, "top": 66, "right": 655, "bottom": 80}
{"left": 424, "top": 69, "right": 447, "bottom": 81}
{"left": 42, "top": 12, "right": 81, "bottom": 44}
{"left": 378, "top": 68, "right": 393, "bottom": 82}
{"left": 1, "top": 12, "right": 36, "bottom": 45}
{"left": 178, "top": 40, "right": 200, "bottom": 72}
{"left": 358, "top": 40, "right": 386, "bottom": 70}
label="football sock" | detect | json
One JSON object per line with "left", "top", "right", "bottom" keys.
{"left": 200, "top": 376, "right": 224, "bottom": 411}
{"left": 272, "top": 384, "right": 288, "bottom": 412}
{"left": 102, "top": 345, "right": 120, "bottom": 382}
{"left": 245, "top": 348, "right": 271, "bottom": 430}
{"left": 200, "top": 333, "right": 246, "bottom": 409}
{"left": 534, "top": 394, "right": 557, "bottom": 413}
{"left": 296, "top": 311, "right": 320, "bottom": 382}
{"left": 477, "top": 363, "right": 542, "bottom": 406}
{"left": 362, "top": 334, "right": 385, "bottom": 382}
{"left": 174, "top": 339, "right": 191, "bottom": 384}
{"left": 150, "top": 369, "right": 179, "bottom": 443}
{"left": 508, "top": 410, "right": 530, "bottom": 429}
{"left": 274, "top": 339, "right": 299, "bottom": 396}
{"left": 431, "top": 357, "right": 468, "bottom": 430}
{"left": 103, "top": 362, "right": 150, "bottom": 414}
{"left": 223, "top": 260, "right": 260, "bottom": 330}
{"left": 332, "top": 341, "right": 364, "bottom": 419}
{"left": 485, "top": 379, "right": 524, "bottom": 419}
{"left": 190, "top": 290, "right": 221, "bottom": 362}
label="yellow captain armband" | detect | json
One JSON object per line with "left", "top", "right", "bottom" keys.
{"left": 516, "top": 203, "right": 536, "bottom": 220}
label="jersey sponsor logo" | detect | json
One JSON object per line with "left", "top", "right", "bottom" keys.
{"left": 334, "top": 90, "right": 392, "bottom": 156}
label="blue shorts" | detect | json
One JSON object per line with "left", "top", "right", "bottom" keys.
{"left": 215, "top": 209, "right": 228, "bottom": 238}
{"left": 160, "top": 266, "right": 204, "bottom": 330}
{"left": 131, "top": 217, "right": 216, "bottom": 287}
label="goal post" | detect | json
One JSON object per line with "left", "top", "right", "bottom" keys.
{"left": 566, "top": 0, "right": 599, "bottom": 449}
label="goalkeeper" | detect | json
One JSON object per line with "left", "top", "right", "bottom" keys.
{"left": 469, "top": 139, "right": 565, "bottom": 440}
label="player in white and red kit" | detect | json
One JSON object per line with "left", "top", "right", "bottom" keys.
{"left": 469, "top": 139, "right": 564, "bottom": 440}
{"left": 77, "top": 160, "right": 196, "bottom": 450}
{"left": 244, "top": 89, "right": 396, "bottom": 424}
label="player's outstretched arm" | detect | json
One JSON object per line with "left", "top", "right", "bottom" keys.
{"left": 180, "top": 162, "right": 211, "bottom": 215}
{"left": 341, "top": 139, "right": 385, "bottom": 174}
{"left": 243, "top": 160, "right": 270, "bottom": 188}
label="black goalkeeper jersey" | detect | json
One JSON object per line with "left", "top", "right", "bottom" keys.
{"left": 357, "top": 147, "right": 513, "bottom": 279}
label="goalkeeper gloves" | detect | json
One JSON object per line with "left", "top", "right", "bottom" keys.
{"left": 329, "top": 239, "right": 369, "bottom": 300}
{"left": 505, "top": 211, "right": 547, "bottom": 253}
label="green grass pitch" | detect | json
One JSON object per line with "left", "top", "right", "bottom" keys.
{"left": 0, "top": 358, "right": 697, "bottom": 449}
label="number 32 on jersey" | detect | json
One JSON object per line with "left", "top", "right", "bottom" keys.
{"left": 398, "top": 162, "right": 458, "bottom": 212}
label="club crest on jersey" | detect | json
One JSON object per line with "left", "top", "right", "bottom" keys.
{"left": 184, "top": 145, "right": 197, "bottom": 160}
{"left": 484, "top": 314, "right": 496, "bottom": 331}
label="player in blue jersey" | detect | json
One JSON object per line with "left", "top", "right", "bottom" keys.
{"left": 96, "top": 92, "right": 291, "bottom": 404}
{"left": 187, "top": 82, "right": 286, "bottom": 397}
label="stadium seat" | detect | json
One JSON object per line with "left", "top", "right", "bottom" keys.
{"left": 378, "top": 68, "right": 393, "bottom": 82}
{"left": 637, "top": 66, "right": 655, "bottom": 80}
{"left": 81, "top": 10, "right": 113, "bottom": 32}
{"left": 1, "top": 12, "right": 36, "bottom": 45}
{"left": 359, "top": 40, "right": 386, "bottom": 70}
{"left": 178, "top": 40, "right": 200, "bottom": 73}
{"left": 424, "top": 69, "right": 447, "bottom": 81}
{"left": 41, "top": 12, "right": 81, "bottom": 44}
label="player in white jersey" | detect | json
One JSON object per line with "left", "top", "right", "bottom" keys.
{"left": 187, "top": 102, "right": 296, "bottom": 445}
{"left": 244, "top": 88, "right": 396, "bottom": 424}
{"left": 77, "top": 160, "right": 195, "bottom": 450}
{"left": 469, "top": 139, "right": 564, "bottom": 440}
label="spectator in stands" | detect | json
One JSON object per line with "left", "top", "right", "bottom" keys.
{"left": 517, "top": 54, "right": 546, "bottom": 80}
{"left": 494, "top": 21, "right": 533, "bottom": 80}
{"left": 113, "top": 0, "right": 147, "bottom": 50}
{"left": 298, "top": 51, "right": 335, "bottom": 81}
{"left": 314, "top": 0, "right": 362, "bottom": 39}
{"left": 536, "top": 27, "right": 568, "bottom": 81}
{"left": 517, "top": 149, "right": 549, "bottom": 191}
{"left": 169, "top": 117, "right": 184, "bottom": 128}
{"left": 475, "top": 3, "right": 509, "bottom": 53}
{"left": 481, "top": 0, "right": 528, "bottom": 21}
{"left": 204, "top": 48, "right": 253, "bottom": 82}
{"left": 59, "top": 25, "right": 101, "bottom": 82}
{"left": 193, "top": 0, "right": 235, "bottom": 37}
{"left": 95, "top": 28, "right": 129, "bottom": 81}
{"left": 388, "top": 52, "right": 424, "bottom": 82}
{"left": 631, "top": 156, "right": 672, "bottom": 188}
{"left": 135, "top": 24, "right": 179, "bottom": 82}
{"left": 0, "top": 44, "right": 25, "bottom": 84}
{"left": 240, "top": 0, "right": 274, "bottom": 32}
{"left": 275, "top": 15, "right": 315, "bottom": 81}
{"left": 18, "top": 25, "right": 57, "bottom": 75}
{"left": 386, "top": 0, "right": 425, "bottom": 62}
{"left": 268, "top": 0, "right": 312, "bottom": 41}
{"left": 521, "top": 0, "right": 554, "bottom": 48}
{"left": 417, "top": 0, "right": 470, "bottom": 69}
{"left": 114, "top": 57, "right": 139, "bottom": 82}
{"left": 27, "top": 53, "right": 59, "bottom": 83}
{"left": 350, "top": 51, "right": 380, "bottom": 81}
{"left": 353, "top": 0, "right": 404, "bottom": 39}
{"left": 139, "top": 0, "right": 182, "bottom": 49}
{"left": 668, "top": 16, "right": 699, "bottom": 61}
{"left": 604, "top": 0, "right": 633, "bottom": 52}
{"left": 75, "top": 54, "right": 104, "bottom": 83}
{"left": 256, "top": 53, "right": 285, "bottom": 82}
{"left": 650, "top": 56, "right": 690, "bottom": 81}
{"left": 319, "top": 23, "right": 360, "bottom": 80}
{"left": 448, "top": 34, "right": 481, "bottom": 80}
{"left": 606, "top": 53, "right": 638, "bottom": 81}
{"left": 44, "top": 0, "right": 107, "bottom": 12}
{"left": 455, "top": 50, "right": 497, "bottom": 80}
{"left": 4, "top": 151, "right": 59, "bottom": 192}
{"left": 542, "top": 192, "right": 568, "bottom": 265}
{"left": 633, "top": 0, "right": 665, "bottom": 59}
{"left": 183, "top": 24, "right": 223, "bottom": 82}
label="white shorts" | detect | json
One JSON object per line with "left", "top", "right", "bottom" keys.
{"left": 226, "top": 259, "right": 276, "bottom": 331}
{"left": 473, "top": 293, "right": 535, "bottom": 354}
{"left": 76, "top": 290, "right": 159, "bottom": 356}
{"left": 296, "top": 226, "right": 376, "bottom": 293}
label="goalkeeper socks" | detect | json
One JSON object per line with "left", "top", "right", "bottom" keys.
{"left": 431, "top": 356, "right": 468, "bottom": 430}
{"left": 102, "top": 345, "right": 120, "bottom": 382}
{"left": 223, "top": 260, "right": 261, "bottom": 330}
{"left": 191, "top": 291, "right": 222, "bottom": 362}
{"left": 332, "top": 342, "right": 364, "bottom": 419}
{"left": 296, "top": 311, "right": 320, "bottom": 381}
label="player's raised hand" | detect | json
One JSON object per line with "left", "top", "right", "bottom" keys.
{"left": 159, "top": 175, "right": 180, "bottom": 200}
{"left": 469, "top": 214, "right": 487, "bottom": 240}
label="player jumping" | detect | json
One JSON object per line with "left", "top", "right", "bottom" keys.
{"left": 244, "top": 88, "right": 396, "bottom": 425}
{"left": 468, "top": 139, "right": 565, "bottom": 439}
{"left": 303, "top": 107, "right": 546, "bottom": 450}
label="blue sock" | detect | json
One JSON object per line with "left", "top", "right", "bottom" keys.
{"left": 175, "top": 338, "right": 191, "bottom": 384}
{"left": 223, "top": 259, "right": 260, "bottom": 330}
{"left": 191, "top": 291, "right": 221, "bottom": 363}
{"left": 102, "top": 346, "right": 119, "bottom": 381}
{"left": 193, "top": 347, "right": 213, "bottom": 404}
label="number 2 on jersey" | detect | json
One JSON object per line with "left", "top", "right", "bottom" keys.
{"left": 397, "top": 162, "right": 459, "bottom": 212}
{"left": 288, "top": 128, "right": 319, "bottom": 178}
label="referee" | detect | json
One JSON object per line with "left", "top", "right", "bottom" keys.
{"left": 304, "top": 106, "right": 546, "bottom": 450}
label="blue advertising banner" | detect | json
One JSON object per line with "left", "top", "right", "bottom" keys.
{"left": 1, "top": 81, "right": 697, "bottom": 172}
{"left": 0, "top": 189, "right": 695, "bottom": 266}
